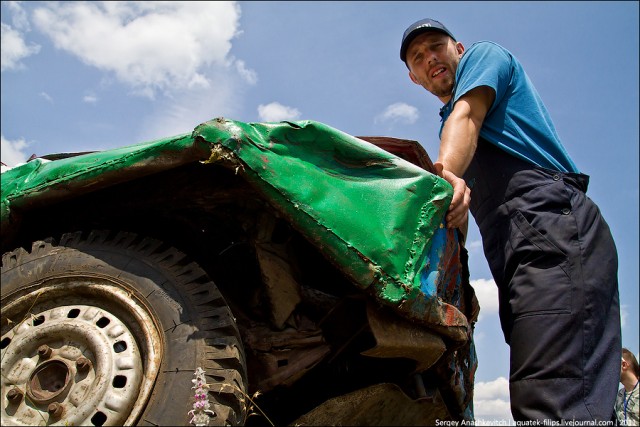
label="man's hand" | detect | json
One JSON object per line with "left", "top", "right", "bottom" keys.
{"left": 434, "top": 161, "right": 470, "bottom": 234}
{"left": 433, "top": 86, "right": 493, "bottom": 241}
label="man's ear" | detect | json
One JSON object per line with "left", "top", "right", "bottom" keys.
{"left": 456, "top": 41, "right": 465, "bottom": 56}
{"left": 409, "top": 71, "right": 420, "bottom": 85}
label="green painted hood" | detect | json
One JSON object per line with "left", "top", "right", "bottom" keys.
{"left": 1, "top": 118, "right": 473, "bottom": 342}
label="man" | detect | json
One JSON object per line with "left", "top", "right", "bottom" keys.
{"left": 615, "top": 349, "right": 639, "bottom": 425}
{"left": 400, "top": 18, "right": 621, "bottom": 421}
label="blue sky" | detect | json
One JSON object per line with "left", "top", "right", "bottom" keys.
{"left": 2, "top": 1, "right": 638, "bottom": 421}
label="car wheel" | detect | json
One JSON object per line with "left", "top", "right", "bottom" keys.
{"left": 1, "top": 230, "right": 247, "bottom": 426}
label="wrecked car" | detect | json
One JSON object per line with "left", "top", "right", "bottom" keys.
{"left": 1, "top": 118, "right": 479, "bottom": 426}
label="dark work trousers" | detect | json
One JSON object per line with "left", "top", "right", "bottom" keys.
{"left": 463, "top": 139, "right": 621, "bottom": 421}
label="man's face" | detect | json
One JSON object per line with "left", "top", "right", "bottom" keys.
{"left": 406, "top": 32, "right": 464, "bottom": 102}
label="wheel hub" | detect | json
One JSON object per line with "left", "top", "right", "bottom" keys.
{"left": 1, "top": 285, "right": 159, "bottom": 427}
{"left": 27, "top": 359, "right": 73, "bottom": 405}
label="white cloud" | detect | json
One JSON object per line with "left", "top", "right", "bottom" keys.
{"left": 235, "top": 59, "right": 257, "bottom": 85}
{"left": 471, "top": 278, "right": 499, "bottom": 319}
{"left": 31, "top": 1, "right": 243, "bottom": 97}
{"left": 473, "top": 377, "right": 514, "bottom": 423}
{"left": 138, "top": 66, "right": 243, "bottom": 141}
{"left": 5, "top": 1, "right": 31, "bottom": 31}
{"left": 40, "top": 92, "right": 53, "bottom": 103}
{"left": 375, "top": 102, "right": 419, "bottom": 125}
{"left": 466, "top": 239, "right": 483, "bottom": 252}
{"left": 1, "top": 134, "right": 29, "bottom": 168}
{"left": 621, "top": 304, "right": 628, "bottom": 328}
{"left": 83, "top": 94, "right": 98, "bottom": 104}
{"left": 475, "top": 376, "right": 510, "bottom": 400}
{"left": 1, "top": 22, "right": 41, "bottom": 71}
{"left": 258, "top": 102, "right": 301, "bottom": 122}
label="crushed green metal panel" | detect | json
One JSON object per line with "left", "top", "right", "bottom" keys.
{"left": 1, "top": 133, "right": 210, "bottom": 228}
{"left": 194, "top": 119, "right": 470, "bottom": 341}
{"left": 0, "top": 118, "right": 472, "bottom": 342}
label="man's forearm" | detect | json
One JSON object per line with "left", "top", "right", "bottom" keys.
{"left": 437, "top": 100, "right": 482, "bottom": 176}
{"left": 438, "top": 87, "right": 494, "bottom": 175}
{"left": 434, "top": 89, "right": 492, "bottom": 233}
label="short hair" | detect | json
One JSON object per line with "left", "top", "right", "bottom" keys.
{"left": 622, "top": 348, "right": 640, "bottom": 377}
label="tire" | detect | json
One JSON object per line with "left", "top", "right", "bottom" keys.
{"left": 1, "top": 230, "right": 247, "bottom": 426}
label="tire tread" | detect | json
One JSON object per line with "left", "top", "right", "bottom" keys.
{"left": 1, "top": 229, "right": 248, "bottom": 426}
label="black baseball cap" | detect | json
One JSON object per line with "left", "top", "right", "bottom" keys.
{"left": 400, "top": 18, "right": 456, "bottom": 62}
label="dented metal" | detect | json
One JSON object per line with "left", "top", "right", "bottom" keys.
{"left": 1, "top": 118, "right": 479, "bottom": 424}
{"left": 193, "top": 119, "right": 472, "bottom": 342}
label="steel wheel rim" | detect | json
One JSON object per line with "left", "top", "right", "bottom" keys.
{"left": 1, "top": 276, "right": 163, "bottom": 426}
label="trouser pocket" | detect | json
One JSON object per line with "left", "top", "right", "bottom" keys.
{"left": 505, "top": 208, "right": 573, "bottom": 318}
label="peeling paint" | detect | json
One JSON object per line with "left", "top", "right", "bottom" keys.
{"left": 1, "top": 118, "right": 477, "bottom": 344}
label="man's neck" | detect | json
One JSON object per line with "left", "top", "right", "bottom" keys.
{"left": 439, "top": 95, "right": 452, "bottom": 104}
{"left": 622, "top": 374, "right": 639, "bottom": 393}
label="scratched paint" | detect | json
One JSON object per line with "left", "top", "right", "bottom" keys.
{"left": 1, "top": 118, "right": 477, "bottom": 343}
{"left": 194, "top": 119, "right": 476, "bottom": 343}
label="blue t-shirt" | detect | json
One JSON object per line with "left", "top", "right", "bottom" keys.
{"left": 439, "top": 41, "right": 578, "bottom": 173}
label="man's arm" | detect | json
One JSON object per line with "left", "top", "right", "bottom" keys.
{"left": 435, "top": 85, "right": 495, "bottom": 237}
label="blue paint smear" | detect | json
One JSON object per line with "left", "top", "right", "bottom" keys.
{"left": 419, "top": 224, "right": 448, "bottom": 297}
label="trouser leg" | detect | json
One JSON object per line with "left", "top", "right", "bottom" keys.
{"left": 490, "top": 181, "right": 621, "bottom": 421}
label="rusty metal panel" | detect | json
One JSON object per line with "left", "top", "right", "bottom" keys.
{"left": 1, "top": 118, "right": 476, "bottom": 344}
{"left": 361, "top": 302, "right": 446, "bottom": 372}
{"left": 292, "top": 383, "right": 452, "bottom": 426}
{"left": 0, "top": 133, "right": 211, "bottom": 235}
{"left": 195, "top": 119, "right": 473, "bottom": 343}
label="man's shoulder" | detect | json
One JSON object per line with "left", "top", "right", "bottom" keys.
{"left": 462, "top": 41, "right": 513, "bottom": 68}
{"left": 615, "top": 387, "right": 626, "bottom": 409}
{"left": 468, "top": 40, "right": 510, "bottom": 54}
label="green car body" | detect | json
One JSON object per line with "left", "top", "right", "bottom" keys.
{"left": 1, "top": 118, "right": 478, "bottom": 426}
